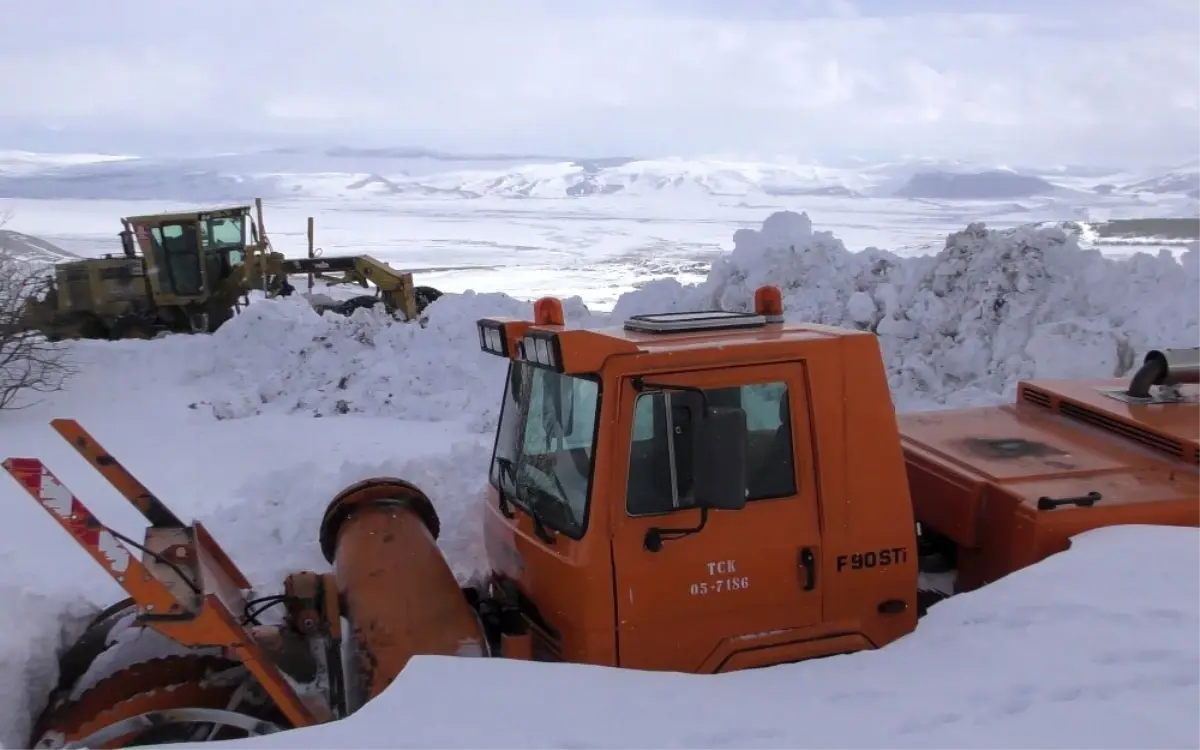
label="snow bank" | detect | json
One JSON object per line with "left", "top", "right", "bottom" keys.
{"left": 192, "top": 290, "right": 594, "bottom": 433}
{"left": 190, "top": 211, "right": 1198, "bottom": 423}
{"left": 613, "top": 212, "right": 1199, "bottom": 409}
{"left": 200, "top": 525, "right": 1200, "bottom": 750}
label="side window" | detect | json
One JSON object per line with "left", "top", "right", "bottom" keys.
{"left": 632, "top": 396, "right": 655, "bottom": 441}
{"left": 625, "top": 381, "right": 796, "bottom": 517}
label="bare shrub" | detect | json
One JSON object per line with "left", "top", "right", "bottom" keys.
{"left": 0, "top": 218, "right": 73, "bottom": 410}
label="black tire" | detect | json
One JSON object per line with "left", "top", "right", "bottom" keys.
{"left": 108, "top": 315, "right": 159, "bottom": 341}
{"left": 415, "top": 286, "right": 442, "bottom": 314}
{"left": 327, "top": 295, "right": 381, "bottom": 316}
{"left": 52, "top": 312, "right": 109, "bottom": 340}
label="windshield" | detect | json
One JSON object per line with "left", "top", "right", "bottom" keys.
{"left": 205, "top": 216, "right": 245, "bottom": 248}
{"left": 489, "top": 361, "right": 600, "bottom": 539}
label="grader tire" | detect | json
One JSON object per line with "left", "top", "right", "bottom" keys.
{"left": 415, "top": 286, "right": 443, "bottom": 314}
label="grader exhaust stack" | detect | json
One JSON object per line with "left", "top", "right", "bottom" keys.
{"left": 3, "top": 420, "right": 484, "bottom": 748}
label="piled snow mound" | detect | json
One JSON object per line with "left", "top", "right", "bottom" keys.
{"left": 192, "top": 210, "right": 1198, "bottom": 422}
{"left": 613, "top": 211, "right": 1199, "bottom": 408}
{"left": 192, "top": 291, "right": 594, "bottom": 432}
{"left": 202, "top": 525, "right": 1200, "bottom": 749}
{"left": 202, "top": 437, "right": 494, "bottom": 592}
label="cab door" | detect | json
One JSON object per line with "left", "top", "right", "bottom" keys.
{"left": 611, "top": 363, "right": 824, "bottom": 673}
{"left": 149, "top": 221, "right": 206, "bottom": 298}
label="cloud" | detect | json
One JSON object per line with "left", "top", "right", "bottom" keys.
{"left": 0, "top": 0, "right": 1195, "bottom": 164}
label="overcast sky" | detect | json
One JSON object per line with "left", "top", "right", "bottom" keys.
{"left": 0, "top": 0, "right": 1196, "bottom": 165}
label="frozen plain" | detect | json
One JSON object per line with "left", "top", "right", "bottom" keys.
{"left": 0, "top": 152, "right": 1197, "bottom": 749}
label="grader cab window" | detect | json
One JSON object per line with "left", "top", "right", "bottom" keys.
{"left": 149, "top": 222, "right": 203, "bottom": 296}
{"left": 626, "top": 381, "right": 796, "bottom": 516}
{"left": 489, "top": 361, "right": 601, "bottom": 538}
{"left": 202, "top": 215, "right": 246, "bottom": 279}
{"left": 205, "top": 216, "right": 246, "bottom": 267}
{"left": 206, "top": 216, "right": 244, "bottom": 247}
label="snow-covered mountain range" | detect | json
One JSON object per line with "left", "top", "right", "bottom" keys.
{"left": 0, "top": 147, "right": 1195, "bottom": 210}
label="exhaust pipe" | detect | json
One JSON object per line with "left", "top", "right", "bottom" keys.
{"left": 318, "top": 478, "right": 489, "bottom": 712}
{"left": 1126, "top": 347, "right": 1200, "bottom": 398}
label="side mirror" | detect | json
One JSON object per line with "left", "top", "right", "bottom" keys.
{"left": 692, "top": 406, "right": 748, "bottom": 511}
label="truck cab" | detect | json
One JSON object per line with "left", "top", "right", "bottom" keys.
{"left": 476, "top": 288, "right": 921, "bottom": 673}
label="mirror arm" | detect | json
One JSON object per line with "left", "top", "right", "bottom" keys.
{"left": 643, "top": 507, "right": 709, "bottom": 553}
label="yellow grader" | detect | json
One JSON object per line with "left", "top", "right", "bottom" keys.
{"left": 3, "top": 289, "right": 1197, "bottom": 747}
{"left": 18, "top": 198, "right": 441, "bottom": 341}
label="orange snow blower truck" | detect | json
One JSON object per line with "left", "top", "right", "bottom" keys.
{"left": 5, "top": 287, "right": 1198, "bottom": 748}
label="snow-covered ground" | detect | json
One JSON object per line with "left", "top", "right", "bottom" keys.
{"left": 216, "top": 525, "right": 1200, "bottom": 749}
{"left": 0, "top": 207, "right": 1197, "bottom": 748}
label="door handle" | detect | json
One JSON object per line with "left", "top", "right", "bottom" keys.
{"left": 799, "top": 547, "right": 816, "bottom": 591}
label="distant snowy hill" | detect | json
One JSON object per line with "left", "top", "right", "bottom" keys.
{"left": 1121, "top": 161, "right": 1200, "bottom": 199}
{"left": 404, "top": 159, "right": 872, "bottom": 199}
{"left": 0, "top": 229, "right": 80, "bottom": 265}
{"left": 0, "top": 146, "right": 1195, "bottom": 209}
{"left": 893, "top": 170, "right": 1061, "bottom": 200}
{"left": 0, "top": 152, "right": 874, "bottom": 201}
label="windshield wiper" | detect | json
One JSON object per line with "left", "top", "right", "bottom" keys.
{"left": 491, "top": 456, "right": 517, "bottom": 519}
{"left": 496, "top": 456, "right": 557, "bottom": 544}
{"left": 518, "top": 485, "right": 558, "bottom": 545}
{"left": 543, "top": 466, "right": 577, "bottom": 531}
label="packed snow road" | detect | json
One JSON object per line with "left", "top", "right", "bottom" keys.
{"left": 0, "top": 211, "right": 1196, "bottom": 748}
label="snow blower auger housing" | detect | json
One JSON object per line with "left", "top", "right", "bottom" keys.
{"left": 6, "top": 287, "right": 1198, "bottom": 748}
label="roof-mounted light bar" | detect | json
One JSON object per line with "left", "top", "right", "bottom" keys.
{"left": 518, "top": 330, "right": 564, "bottom": 372}
{"left": 477, "top": 318, "right": 511, "bottom": 357}
{"left": 477, "top": 296, "right": 567, "bottom": 365}
{"left": 622, "top": 285, "right": 786, "bottom": 334}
